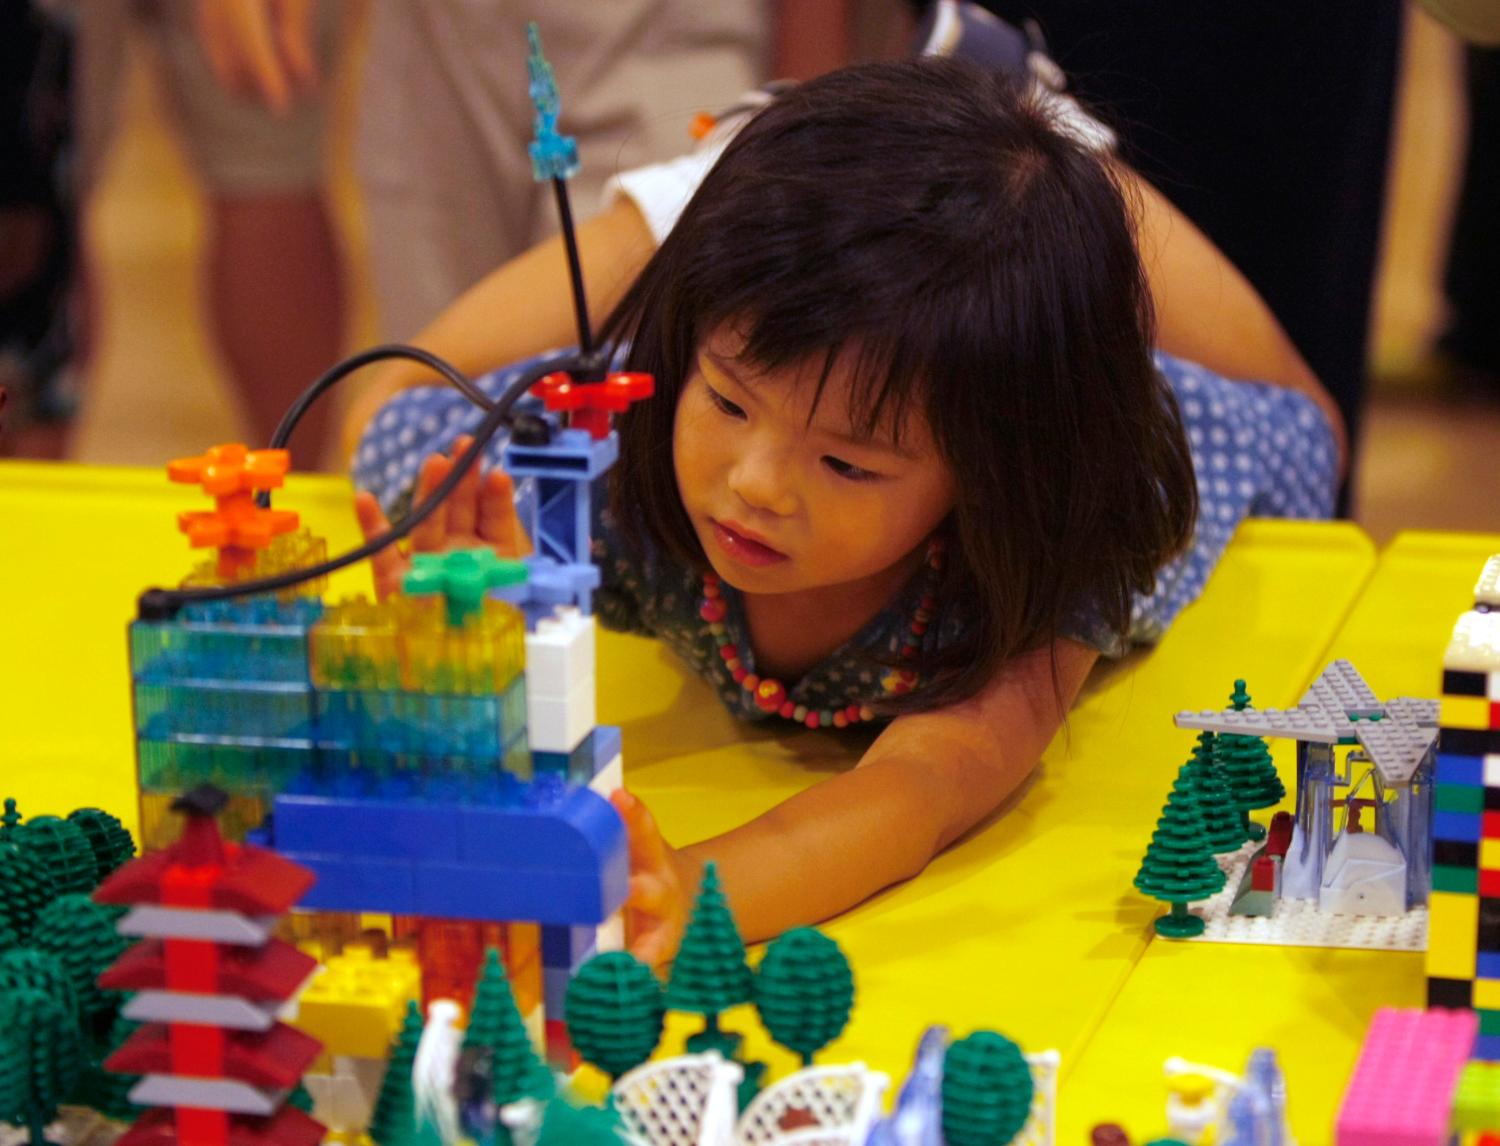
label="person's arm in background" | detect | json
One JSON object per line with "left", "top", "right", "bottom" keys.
{"left": 339, "top": 198, "right": 655, "bottom": 460}
{"left": 1127, "top": 168, "right": 1349, "bottom": 475}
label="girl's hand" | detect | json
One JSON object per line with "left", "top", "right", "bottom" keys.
{"left": 354, "top": 435, "right": 531, "bottom": 599}
{"left": 611, "top": 790, "right": 702, "bottom": 969}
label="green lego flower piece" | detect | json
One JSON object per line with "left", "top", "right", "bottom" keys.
{"left": 941, "top": 1030, "right": 1036, "bottom": 1146}
{"left": 65, "top": 810, "right": 136, "bottom": 884}
{"left": 665, "top": 863, "right": 753, "bottom": 1018}
{"left": 463, "top": 948, "right": 553, "bottom": 1108}
{"left": 754, "top": 928, "right": 855, "bottom": 1066}
{"left": 564, "top": 951, "right": 665, "bottom": 1081}
{"left": 403, "top": 549, "right": 528, "bottom": 627}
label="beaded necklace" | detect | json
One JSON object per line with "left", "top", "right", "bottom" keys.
{"left": 697, "top": 537, "right": 946, "bottom": 729}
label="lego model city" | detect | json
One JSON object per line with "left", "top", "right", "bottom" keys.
{"left": 4, "top": 20, "right": 1500, "bottom": 1146}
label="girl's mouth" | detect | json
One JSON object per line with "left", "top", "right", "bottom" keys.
{"left": 711, "top": 519, "right": 789, "bottom": 566}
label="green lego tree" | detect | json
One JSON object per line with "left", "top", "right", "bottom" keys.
{"left": 463, "top": 948, "right": 552, "bottom": 1109}
{"left": 1182, "top": 732, "right": 1246, "bottom": 855}
{"left": 564, "top": 951, "right": 665, "bottom": 1082}
{"left": 369, "top": 1000, "right": 424, "bottom": 1146}
{"left": 79, "top": 1013, "right": 140, "bottom": 1122}
{"left": 64, "top": 810, "right": 135, "bottom": 885}
{"left": 8, "top": 807, "right": 96, "bottom": 896}
{"left": 666, "top": 863, "right": 753, "bottom": 1058}
{"left": 0, "top": 949, "right": 79, "bottom": 1027}
{"left": 753, "top": 928, "right": 855, "bottom": 1066}
{"left": 1216, "top": 680, "right": 1287, "bottom": 842}
{"left": 0, "top": 836, "right": 56, "bottom": 944}
{"left": 533, "top": 1093, "right": 627, "bottom": 1145}
{"left": 941, "top": 1030, "right": 1036, "bottom": 1146}
{"left": 30, "top": 895, "right": 129, "bottom": 1036}
{"left": 1134, "top": 762, "right": 1227, "bottom": 938}
{"left": 0, "top": 987, "right": 85, "bottom": 1146}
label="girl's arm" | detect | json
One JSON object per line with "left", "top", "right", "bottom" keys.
{"left": 340, "top": 198, "right": 656, "bottom": 461}
{"left": 1126, "top": 169, "right": 1349, "bottom": 474}
{"left": 622, "top": 637, "right": 1099, "bottom": 961}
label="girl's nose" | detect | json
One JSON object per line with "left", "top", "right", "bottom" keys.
{"left": 728, "top": 449, "right": 798, "bottom": 517}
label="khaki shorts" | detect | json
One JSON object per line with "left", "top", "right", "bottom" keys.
{"left": 76, "top": 0, "right": 339, "bottom": 195}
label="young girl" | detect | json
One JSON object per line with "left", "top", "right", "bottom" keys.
{"left": 351, "top": 59, "right": 1340, "bottom": 964}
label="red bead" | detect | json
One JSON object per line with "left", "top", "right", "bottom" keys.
{"left": 845, "top": 704, "right": 862, "bottom": 722}
{"left": 719, "top": 644, "right": 738, "bottom": 660}
{"left": 779, "top": 702, "right": 796, "bottom": 719}
{"left": 756, "top": 679, "right": 788, "bottom": 711}
{"left": 700, "top": 599, "right": 727, "bottom": 623}
{"left": 832, "top": 711, "right": 848, "bottom": 728}
{"left": 805, "top": 713, "right": 821, "bottom": 729}
{"left": 732, "top": 667, "right": 748, "bottom": 683}
{"left": 911, "top": 622, "right": 928, "bottom": 636}
{"left": 703, "top": 580, "right": 721, "bottom": 598}
{"left": 741, "top": 673, "right": 760, "bottom": 693}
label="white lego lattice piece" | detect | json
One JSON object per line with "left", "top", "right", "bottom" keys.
{"left": 1174, "top": 707, "right": 1341, "bottom": 742}
{"left": 614, "top": 1053, "right": 743, "bottom": 1146}
{"left": 1302, "top": 660, "right": 1383, "bottom": 718}
{"left": 1352, "top": 719, "right": 1437, "bottom": 786}
{"left": 1175, "top": 843, "right": 1427, "bottom": 950}
{"left": 589, "top": 755, "right": 623, "bottom": 799}
{"left": 129, "top": 1075, "right": 282, "bottom": 1116}
{"left": 1447, "top": 610, "right": 1500, "bottom": 674}
{"left": 1015, "top": 1050, "right": 1061, "bottom": 1146}
{"left": 123, "top": 990, "right": 280, "bottom": 1030}
{"left": 1475, "top": 554, "right": 1500, "bottom": 609}
{"left": 1385, "top": 696, "right": 1440, "bottom": 728}
{"left": 737, "top": 1063, "right": 889, "bottom": 1145}
{"left": 524, "top": 606, "right": 596, "bottom": 697}
{"left": 527, "top": 672, "right": 596, "bottom": 752}
{"left": 117, "top": 906, "right": 277, "bottom": 946}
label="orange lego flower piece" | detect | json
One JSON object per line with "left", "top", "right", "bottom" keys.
{"left": 168, "top": 443, "right": 300, "bottom": 578}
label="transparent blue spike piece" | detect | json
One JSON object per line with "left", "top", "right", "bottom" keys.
{"left": 130, "top": 597, "right": 323, "bottom": 685}
{"left": 526, "top": 22, "right": 579, "bottom": 182}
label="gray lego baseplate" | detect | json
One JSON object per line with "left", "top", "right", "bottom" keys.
{"left": 1302, "top": 659, "right": 1384, "bottom": 718}
{"left": 1174, "top": 707, "right": 1343, "bottom": 742}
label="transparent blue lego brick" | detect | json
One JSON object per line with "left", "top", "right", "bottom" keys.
{"left": 133, "top": 680, "right": 317, "bottom": 742}
{"left": 314, "top": 677, "right": 527, "bottom": 760}
{"left": 137, "top": 738, "right": 312, "bottom": 795}
{"left": 130, "top": 597, "right": 323, "bottom": 686}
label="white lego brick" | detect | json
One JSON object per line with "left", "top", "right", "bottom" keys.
{"left": 124, "top": 990, "right": 280, "bottom": 1031}
{"left": 1476, "top": 554, "right": 1500, "bottom": 609}
{"left": 1168, "top": 842, "right": 1427, "bottom": 951}
{"left": 595, "top": 910, "right": 625, "bottom": 954}
{"left": 1485, "top": 754, "right": 1500, "bottom": 787}
{"left": 588, "top": 755, "right": 623, "bottom": 800}
{"left": 527, "top": 674, "right": 595, "bottom": 753}
{"left": 1447, "top": 610, "right": 1500, "bottom": 674}
{"left": 118, "top": 906, "right": 276, "bottom": 946}
{"left": 129, "top": 1075, "right": 283, "bottom": 1116}
{"left": 524, "top": 607, "right": 596, "bottom": 697}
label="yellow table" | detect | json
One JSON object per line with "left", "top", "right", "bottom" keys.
{"left": 8, "top": 459, "right": 1474, "bottom": 1141}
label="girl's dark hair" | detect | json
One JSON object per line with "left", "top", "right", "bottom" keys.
{"left": 599, "top": 57, "right": 1197, "bottom": 712}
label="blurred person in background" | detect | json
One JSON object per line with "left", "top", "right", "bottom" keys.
{"left": 74, "top": 0, "right": 347, "bottom": 469}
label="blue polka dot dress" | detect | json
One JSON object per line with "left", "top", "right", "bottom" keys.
{"left": 354, "top": 349, "right": 1336, "bottom": 722}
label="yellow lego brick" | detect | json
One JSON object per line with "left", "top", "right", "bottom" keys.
{"left": 293, "top": 945, "right": 422, "bottom": 1059}
{"left": 1477, "top": 979, "right": 1500, "bottom": 1012}
{"left": 1444, "top": 693, "right": 1498, "bottom": 731}
{"left": 513, "top": 951, "right": 543, "bottom": 1016}
{"left": 506, "top": 922, "right": 541, "bottom": 972}
{"left": 1429, "top": 891, "right": 1481, "bottom": 981}
{"left": 1483, "top": 840, "right": 1500, "bottom": 872}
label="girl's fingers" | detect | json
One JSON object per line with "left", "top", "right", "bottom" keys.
{"left": 612, "top": 790, "right": 674, "bottom": 878}
{"left": 410, "top": 453, "right": 451, "bottom": 553}
{"left": 447, "top": 436, "right": 481, "bottom": 539}
{"left": 478, "top": 471, "right": 530, "bottom": 557}
{"left": 354, "top": 491, "right": 406, "bottom": 599}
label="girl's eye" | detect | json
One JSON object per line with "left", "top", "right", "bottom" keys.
{"left": 705, "top": 385, "right": 746, "bottom": 420}
{"left": 823, "top": 456, "right": 880, "bottom": 482}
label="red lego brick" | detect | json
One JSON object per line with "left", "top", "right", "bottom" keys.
{"left": 102, "top": 938, "right": 316, "bottom": 1001}
{"left": 107, "top": 1023, "right": 320, "bottom": 1089}
{"left": 170, "top": 1023, "right": 226, "bottom": 1078}
{"left": 163, "top": 937, "right": 220, "bottom": 996}
{"left": 1481, "top": 869, "right": 1500, "bottom": 898}
{"left": 175, "top": 1107, "right": 229, "bottom": 1146}
{"left": 544, "top": 1018, "right": 580, "bottom": 1071}
{"left": 118, "top": 1106, "right": 324, "bottom": 1146}
{"left": 1483, "top": 812, "right": 1500, "bottom": 840}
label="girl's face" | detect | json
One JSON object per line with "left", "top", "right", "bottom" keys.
{"left": 673, "top": 330, "right": 957, "bottom": 598}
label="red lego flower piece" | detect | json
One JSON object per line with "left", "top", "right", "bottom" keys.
{"left": 530, "top": 371, "right": 656, "bottom": 438}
